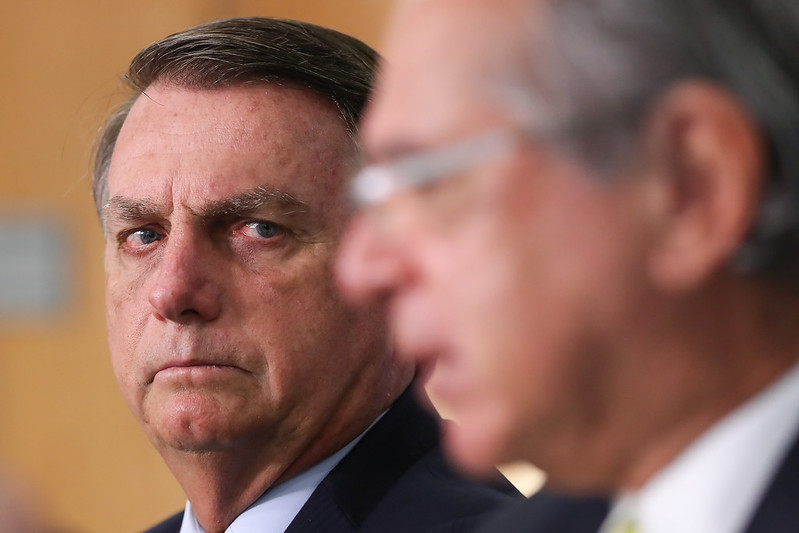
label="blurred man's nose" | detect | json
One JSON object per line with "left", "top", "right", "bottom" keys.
{"left": 148, "top": 232, "right": 223, "bottom": 323}
{"left": 336, "top": 212, "right": 410, "bottom": 303}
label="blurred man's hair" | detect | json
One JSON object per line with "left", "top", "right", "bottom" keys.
{"left": 500, "top": 0, "right": 799, "bottom": 276}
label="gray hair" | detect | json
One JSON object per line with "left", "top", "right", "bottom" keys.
{"left": 502, "top": 0, "right": 799, "bottom": 277}
{"left": 92, "top": 17, "right": 378, "bottom": 222}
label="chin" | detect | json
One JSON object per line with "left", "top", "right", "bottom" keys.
{"left": 151, "top": 421, "right": 241, "bottom": 453}
{"left": 442, "top": 417, "right": 512, "bottom": 477}
{"left": 145, "top": 394, "right": 247, "bottom": 452}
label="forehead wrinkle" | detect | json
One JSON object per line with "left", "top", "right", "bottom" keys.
{"left": 125, "top": 125, "right": 262, "bottom": 156}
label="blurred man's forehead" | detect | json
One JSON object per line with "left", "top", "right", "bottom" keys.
{"left": 394, "top": 0, "right": 537, "bottom": 22}
{"left": 386, "top": 0, "right": 536, "bottom": 69}
{"left": 364, "top": 0, "right": 540, "bottom": 157}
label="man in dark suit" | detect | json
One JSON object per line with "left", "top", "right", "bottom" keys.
{"left": 92, "top": 17, "right": 520, "bottom": 533}
{"left": 336, "top": 0, "right": 799, "bottom": 531}
{"left": 143, "top": 386, "right": 521, "bottom": 533}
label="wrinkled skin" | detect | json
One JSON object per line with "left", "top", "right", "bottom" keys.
{"left": 104, "top": 82, "right": 409, "bottom": 502}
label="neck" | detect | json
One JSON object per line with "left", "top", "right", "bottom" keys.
{"left": 167, "top": 451, "right": 284, "bottom": 533}
{"left": 617, "top": 278, "right": 799, "bottom": 489}
{"left": 544, "top": 276, "right": 799, "bottom": 494}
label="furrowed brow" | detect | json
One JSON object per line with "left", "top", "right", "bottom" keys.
{"left": 104, "top": 196, "right": 163, "bottom": 223}
{"left": 102, "top": 187, "right": 310, "bottom": 229}
{"left": 201, "top": 186, "right": 309, "bottom": 218}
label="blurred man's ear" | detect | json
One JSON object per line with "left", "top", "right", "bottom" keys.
{"left": 642, "top": 81, "right": 766, "bottom": 291}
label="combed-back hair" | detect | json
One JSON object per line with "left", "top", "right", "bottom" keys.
{"left": 505, "top": 0, "right": 799, "bottom": 277}
{"left": 92, "top": 17, "right": 378, "bottom": 221}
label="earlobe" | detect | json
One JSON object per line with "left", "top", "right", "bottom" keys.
{"left": 645, "top": 81, "right": 766, "bottom": 291}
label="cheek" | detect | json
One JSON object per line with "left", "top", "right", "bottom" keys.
{"left": 104, "top": 248, "right": 152, "bottom": 323}
{"left": 426, "top": 186, "right": 595, "bottom": 386}
{"left": 247, "top": 257, "right": 342, "bottom": 325}
{"left": 237, "top": 256, "right": 362, "bottom": 368}
{"left": 104, "top": 264, "right": 151, "bottom": 391}
{"left": 104, "top": 305, "right": 137, "bottom": 394}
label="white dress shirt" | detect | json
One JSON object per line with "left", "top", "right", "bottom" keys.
{"left": 179, "top": 413, "right": 384, "bottom": 533}
{"left": 600, "top": 361, "right": 799, "bottom": 533}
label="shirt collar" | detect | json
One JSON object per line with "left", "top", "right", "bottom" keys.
{"left": 180, "top": 411, "right": 386, "bottom": 533}
{"left": 602, "top": 361, "right": 799, "bottom": 533}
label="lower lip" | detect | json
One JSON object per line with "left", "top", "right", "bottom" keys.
{"left": 154, "top": 365, "right": 240, "bottom": 381}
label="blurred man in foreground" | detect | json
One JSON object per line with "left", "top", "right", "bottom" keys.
{"left": 337, "top": 0, "right": 799, "bottom": 531}
{"left": 93, "top": 16, "right": 519, "bottom": 533}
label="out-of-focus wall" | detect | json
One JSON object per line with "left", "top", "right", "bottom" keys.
{"left": 0, "top": 2, "right": 391, "bottom": 531}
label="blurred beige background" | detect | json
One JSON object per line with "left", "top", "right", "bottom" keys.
{"left": 0, "top": 2, "right": 540, "bottom": 532}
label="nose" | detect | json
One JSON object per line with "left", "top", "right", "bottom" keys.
{"left": 336, "top": 211, "right": 412, "bottom": 303}
{"left": 148, "top": 232, "right": 222, "bottom": 323}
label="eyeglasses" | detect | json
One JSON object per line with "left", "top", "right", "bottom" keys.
{"left": 350, "top": 129, "right": 528, "bottom": 208}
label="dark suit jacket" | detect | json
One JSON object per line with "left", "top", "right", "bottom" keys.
{"left": 474, "top": 490, "right": 608, "bottom": 533}
{"left": 143, "top": 386, "right": 521, "bottom": 532}
{"left": 475, "top": 427, "right": 799, "bottom": 533}
{"left": 742, "top": 427, "right": 799, "bottom": 533}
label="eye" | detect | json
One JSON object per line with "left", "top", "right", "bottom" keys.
{"left": 123, "top": 228, "right": 164, "bottom": 251}
{"left": 242, "top": 221, "right": 282, "bottom": 239}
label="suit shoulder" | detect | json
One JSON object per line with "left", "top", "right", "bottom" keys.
{"left": 361, "top": 445, "right": 523, "bottom": 532}
{"left": 140, "top": 511, "right": 183, "bottom": 533}
{"left": 474, "top": 491, "right": 609, "bottom": 533}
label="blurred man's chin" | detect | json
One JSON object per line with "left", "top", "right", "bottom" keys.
{"left": 442, "top": 417, "right": 510, "bottom": 478}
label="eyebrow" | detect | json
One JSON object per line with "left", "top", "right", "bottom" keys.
{"left": 103, "top": 196, "right": 161, "bottom": 222}
{"left": 202, "top": 186, "right": 309, "bottom": 218}
{"left": 104, "top": 186, "right": 309, "bottom": 223}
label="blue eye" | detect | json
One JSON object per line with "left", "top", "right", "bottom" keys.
{"left": 138, "top": 229, "right": 162, "bottom": 244}
{"left": 244, "top": 221, "right": 281, "bottom": 239}
{"left": 124, "top": 228, "right": 163, "bottom": 250}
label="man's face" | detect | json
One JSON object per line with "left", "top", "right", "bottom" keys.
{"left": 104, "top": 83, "right": 392, "bottom": 458}
{"left": 337, "top": 0, "right": 659, "bottom": 479}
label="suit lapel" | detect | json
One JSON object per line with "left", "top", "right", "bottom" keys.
{"left": 141, "top": 511, "right": 183, "bottom": 533}
{"left": 283, "top": 482, "right": 358, "bottom": 533}
{"left": 285, "top": 387, "right": 439, "bottom": 532}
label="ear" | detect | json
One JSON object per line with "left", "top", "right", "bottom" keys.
{"left": 643, "top": 81, "right": 766, "bottom": 291}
